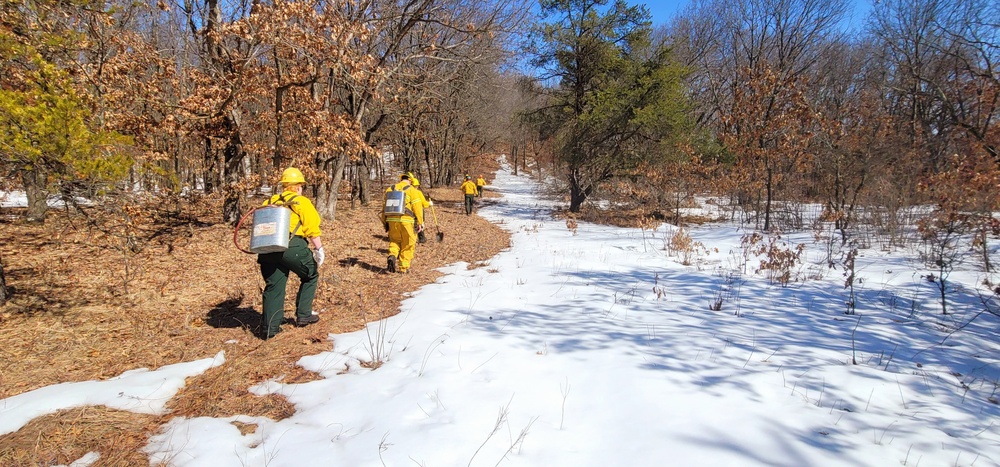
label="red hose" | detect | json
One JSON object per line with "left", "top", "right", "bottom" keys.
{"left": 233, "top": 207, "right": 260, "bottom": 254}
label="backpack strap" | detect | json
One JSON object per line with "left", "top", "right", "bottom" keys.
{"left": 402, "top": 187, "right": 416, "bottom": 218}
{"left": 266, "top": 193, "right": 303, "bottom": 238}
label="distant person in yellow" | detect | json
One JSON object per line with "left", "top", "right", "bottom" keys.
{"left": 460, "top": 175, "right": 478, "bottom": 215}
{"left": 382, "top": 173, "right": 425, "bottom": 273}
{"left": 410, "top": 174, "right": 431, "bottom": 243}
{"left": 257, "top": 167, "right": 323, "bottom": 339}
{"left": 476, "top": 175, "right": 487, "bottom": 197}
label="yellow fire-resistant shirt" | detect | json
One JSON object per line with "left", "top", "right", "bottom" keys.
{"left": 461, "top": 180, "right": 478, "bottom": 195}
{"left": 262, "top": 190, "right": 322, "bottom": 238}
{"left": 413, "top": 187, "right": 430, "bottom": 209}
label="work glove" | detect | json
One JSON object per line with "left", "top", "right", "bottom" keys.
{"left": 428, "top": 200, "right": 434, "bottom": 206}
{"left": 313, "top": 247, "right": 325, "bottom": 267}
{"left": 417, "top": 223, "right": 425, "bottom": 232}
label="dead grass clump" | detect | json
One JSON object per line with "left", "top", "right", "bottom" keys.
{"left": 0, "top": 407, "right": 159, "bottom": 467}
{"left": 166, "top": 360, "right": 298, "bottom": 421}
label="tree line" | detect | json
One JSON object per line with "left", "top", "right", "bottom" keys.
{"left": 529, "top": 0, "right": 998, "bottom": 265}
{"left": 1, "top": 0, "right": 532, "bottom": 225}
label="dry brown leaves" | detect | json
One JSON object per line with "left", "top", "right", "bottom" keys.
{"left": 567, "top": 204, "right": 723, "bottom": 229}
{"left": 0, "top": 186, "right": 509, "bottom": 466}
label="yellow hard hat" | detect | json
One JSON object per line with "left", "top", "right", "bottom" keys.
{"left": 280, "top": 167, "right": 306, "bottom": 185}
{"left": 411, "top": 176, "right": 420, "bottom": 187}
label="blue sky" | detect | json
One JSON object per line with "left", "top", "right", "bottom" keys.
{"left": 643, "top": 0, "right": 692, "bottom": 25}
{"left": 642, "top": 0, "right": 875, "bottom": 30}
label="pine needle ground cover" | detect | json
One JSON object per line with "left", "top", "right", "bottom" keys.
{"left": 0, "top": 186, "right": 508, "bottom": 466}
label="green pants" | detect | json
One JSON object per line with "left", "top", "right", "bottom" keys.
{"left": 464, "top": 194, "right": 476, "bottom": 215}
{"left": 257, "top": 236, "right": 318, "bottom": 338}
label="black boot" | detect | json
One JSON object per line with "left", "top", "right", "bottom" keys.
{"left": 296, "top": 315, "right": 320, "bottom": 327}
{"left": 387, "top": 255, "right": 397, "bottom": 273}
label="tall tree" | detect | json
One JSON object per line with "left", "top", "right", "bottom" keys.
{"left": 533, "top": 0, "right": 689, "bottom": 212}
{"left": 0, "top": 0, "right": 133, "bottom": 222}
{"left": 807, "top": 39, "right": 896, "bottom": 243}
{"left": 670, "top": 0, "right": 848, "bottom": 229}
{"left": 872, "top": 0, "right": 1000, "bottom": 168}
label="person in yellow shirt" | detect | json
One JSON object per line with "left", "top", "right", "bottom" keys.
{"left": 476, "top": 175, "right": 487, "bottom": 197}
{"left": 257, "top": 167, "right": 324, "bottom": 339}
{"left": 460, "top": 175, "right": 478, "bottom": 215}
{"left": 382, "top": 173, "right": 425, "bottom": 273}
{"left": 410, "top": 175, "right": 431, "bottom": 243}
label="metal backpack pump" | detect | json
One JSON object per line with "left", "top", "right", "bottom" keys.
{"left": 384, "top": 188, "right": 407, "bottom": 216}
{"left": 234, "top": 194, "right": 301, "bottom": 254}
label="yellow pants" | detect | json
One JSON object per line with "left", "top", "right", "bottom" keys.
{"left": 387, "top": 220, "right": 417, "bottom": 271}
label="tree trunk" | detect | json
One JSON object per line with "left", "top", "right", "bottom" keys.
{"left": 357, "top": 150, "right": 372, "bottom": 206}
{"left": 274, "top": 84, "right": 286, "bottom": 171}
{"left": 979, "top": 224, "right": 992, "bottom": 273}
{"left": 512, "top": 144, "right": 519, "bottom": 176}
{"left": 222, "top": 124, "right": 244, "bottom": 224}
{"left": 0, "top": 255, "right": 9, "bottom": 306}
{"left": 422, "top": 144, "right": 434, "bottom": 188}
{"left": 569, "top": 187, "right": 586, "bottom": 212}
{"left": 764, "top": 166, "right": 773, "bottom": 231}
{"left": 203, "top": 137, "right": 216, "bottom": 193}
{"left": 568, "top": 170, "right": 587, "bottom": 213}
{"left": 21, "top": 169, "right": 48, "bottom": 223}
{"left": 315, "top": 152, "right": 349, "bottom": 220}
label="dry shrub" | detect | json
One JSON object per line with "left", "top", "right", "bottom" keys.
{"left": 565, "top": 217, "right": 578, "bottom": 234}
{"left": 665, "top": 228, "right": 713, "bottom": 266}
{"left": 747, "top": 233, "right": 806, "bottom": 286}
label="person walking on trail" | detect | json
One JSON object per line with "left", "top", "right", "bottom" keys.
{"left": 476, "top": 175, "right": 487, "bottom": 197}
{"left": 382, "top": 173, "right": 425, "bottom": 273}
{"left": 257, "top": 167, "right": 324, "bottom": 339}
{"left": 460, "top": 175, "right": 478, "bottom": 215}
{"left": 410, "top": 174, "right": 432, "bottom": 244}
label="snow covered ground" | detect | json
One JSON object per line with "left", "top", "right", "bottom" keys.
{"left": 0, "top": 191, "right": 93, "bottom": 208}
{"left": 3, "top": 163, "right": 999, "bottom": 466}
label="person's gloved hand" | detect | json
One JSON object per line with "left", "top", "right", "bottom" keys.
{"left": 429, "top": 200, "right": 434, "bottom": 206}
{"left": 417, "top": 224, "right": 425, "bottom": 233}
{"left": 313, "top": 247, "right": 325, "bottom": 267}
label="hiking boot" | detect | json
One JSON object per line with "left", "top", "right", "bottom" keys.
{"left": 296, "top": 314, "right": 319, "bottom": 327}
{"left": 387, "top": 255, "right": 397, "bottom": 273}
